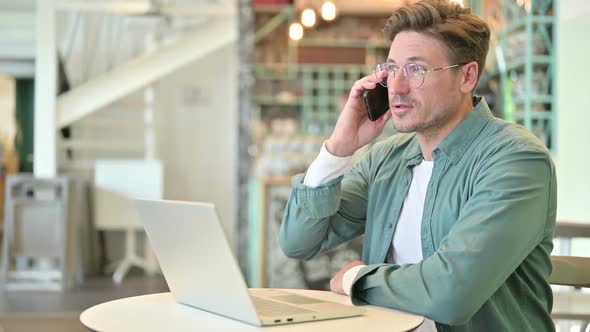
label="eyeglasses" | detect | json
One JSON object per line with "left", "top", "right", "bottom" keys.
{"left": 375, "top": 62, "right": 466, "bottom": 89}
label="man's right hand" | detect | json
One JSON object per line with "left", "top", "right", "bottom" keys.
{"left": 325, "top": 70, "right": 392, "bottom": 157}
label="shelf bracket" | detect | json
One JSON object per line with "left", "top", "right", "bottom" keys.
{"left": 255, "top": 7, "right": 293, "bottom": 44}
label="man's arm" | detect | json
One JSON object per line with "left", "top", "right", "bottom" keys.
{"left": 279, "top": 151, "right": 372, "bottom": 260}
{"left": 331, "top": 261, "right": 366, "bottom": 295}
{"left": 279, "top": 69, "right": 391, "bottom": 260}
{"left": 303, "top": 143, "right": 353, "bottom": 188}
{"left": 349, "top": 148, "right": 556, "bottom": 325}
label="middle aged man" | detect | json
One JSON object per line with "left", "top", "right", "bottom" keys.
{"left": 279, "top": 1, "right": 557, "bottom": 331}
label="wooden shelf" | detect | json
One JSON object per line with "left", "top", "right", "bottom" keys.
{"left": 261, "top": 176, "right": 292, "bottom": 186}
{"left": 500, "top": 16, "right": 555, "bottom": 36}
{"left": 489, "top": 56, "right": 552, "bottom": 76}
{"left": 254, "top": 4, "right": 292, "bottom": 14}
{"left": 513, "top": 110, "right": 553, "bottom": 121}
{"left": 299, "top": 38, "right": 389, "bottom": 49}
{"left": 255, "top": 96, "right": 302, "bottom": 106}
{"left": 514, "top": 95, "right": 553, "bottom": 105}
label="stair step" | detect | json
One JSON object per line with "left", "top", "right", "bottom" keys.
{"left": 60, "top": 159, "right": 97, "bottom": 171}
{"left": 59, "top": 140, "right": 144, "bottom": 152}
{"left": 74, "top": 118, "right": 147, "bottom": 130}
{"left": 110, "top": 97, "right": 151, "bottom": 110}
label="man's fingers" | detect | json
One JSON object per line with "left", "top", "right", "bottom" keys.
{"left": 349, "top": 74, "right": 382, "bottom": 98}
{"left": 373, "top": 68, "right": 387, "bottom": 85}
{"left": 329, "top": 276, "right": 340, "bottom": 294}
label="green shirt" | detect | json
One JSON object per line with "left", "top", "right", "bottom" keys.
{"left": 279, "top": 97, "right": 556, "bottom": 331}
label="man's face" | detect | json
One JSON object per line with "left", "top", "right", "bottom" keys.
{"left": 386, "top": 31, "right": 464, "bottom": 136}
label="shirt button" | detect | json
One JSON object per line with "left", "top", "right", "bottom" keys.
{"left": 388, "top": 223, "right": 393, "bottom": 229}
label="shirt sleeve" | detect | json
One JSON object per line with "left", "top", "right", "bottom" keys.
{"left": 343, "top": 265, "right": 366, "bottom": 296}
{"left": 349, "top": 148, "right": 556, "bottom": 326}
{"left": 279, "top": 146, "right": 372, "bottom": 261}
{"left": 303, "top": 142, "right": 353, "bottom": 188}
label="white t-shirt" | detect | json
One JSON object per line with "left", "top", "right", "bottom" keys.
{"left": 303, "top": 143, "right": 436, "bottom": 332}
{"left": 390, "top": 160, "right": 433, "bottom": 265}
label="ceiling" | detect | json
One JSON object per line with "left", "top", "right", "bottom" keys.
{"left": 0, "top": 0, "right": 222, "bottom": 80}
{"left": 294, "top": 0, "right": 411, "bottom": 15}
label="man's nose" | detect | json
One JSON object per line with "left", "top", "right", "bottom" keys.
{"left": 388, "top": 72, "right": 411, "bottom": 95}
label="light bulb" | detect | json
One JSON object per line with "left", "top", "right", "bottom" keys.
{"left": 289, "top": 22, "right": 304, "bottom": 41}
{"left": 321, "top": 1, "right": 336, "bottom": 21}
{"left": 301, "top": 8, "right": 316, "bottom": 28}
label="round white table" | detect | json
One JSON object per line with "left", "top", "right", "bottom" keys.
{"left": 80, "top": 289, "right": 424, "bottom": 331}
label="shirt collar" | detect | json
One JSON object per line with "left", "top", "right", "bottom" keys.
{"left": 437, "top": 96, "right": 492, "bottom": 164}
{"left": 402, "top": 136, "right": 422, "bottom": 165}
{"left": 402, "top": 96, "right": 493, "bottom": 165}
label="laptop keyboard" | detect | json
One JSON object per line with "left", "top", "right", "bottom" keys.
{"left": 251, "top": 296, "right": 316, "bottom": 316}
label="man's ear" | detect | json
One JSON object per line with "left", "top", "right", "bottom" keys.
{"left": 460, "top": 61, "right": 479, "bottom": 93}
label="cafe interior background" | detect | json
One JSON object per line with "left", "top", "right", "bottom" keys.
{"left": 0, "top": 0, "right": 588, "bottom": 331}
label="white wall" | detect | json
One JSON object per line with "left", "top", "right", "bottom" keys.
{"left": 555, "top": 0, "right": 590, "bottom": 255}
{"left": 155, "top": 43, "right": 238, "bottom": 246}
{"left": 555, "top": 0, "right": 590, "bottom": 222}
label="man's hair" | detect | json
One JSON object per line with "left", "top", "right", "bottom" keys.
{"left": 384, "top": 0, "right": 490, "bottom": 81}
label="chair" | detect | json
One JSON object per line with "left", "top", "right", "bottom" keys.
{"left": 551, "top": 221, "right": 590, "bottom": 332}
{"left": 93, "top": 159, "right": 163, "bottom": 284}
{"left": 550, "top": 256, "right": 590, "bottom": 288}
{"left": 0, "top": 175, "right": 76, "bottom": 290}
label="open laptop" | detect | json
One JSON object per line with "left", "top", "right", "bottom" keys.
{"left": 135, "top": 199, "right": 365, "bottom": 326}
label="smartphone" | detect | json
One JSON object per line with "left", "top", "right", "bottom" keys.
{"left": 363, "top": 84, "right": 390, "bottom": 121}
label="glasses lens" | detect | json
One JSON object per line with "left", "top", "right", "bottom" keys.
{"left": 375, "top": 63, "right": 388, "bottom": 87}
{"left": 405, "top": 64, "right": 425, "bottom": 89}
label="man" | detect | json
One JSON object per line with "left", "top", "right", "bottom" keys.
{"left": 279, "top": 1, "right": 557, "bottom": 331}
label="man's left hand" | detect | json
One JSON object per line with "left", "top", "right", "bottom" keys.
{"left": 329, "top": 260, "right": 365, "bottom": 295}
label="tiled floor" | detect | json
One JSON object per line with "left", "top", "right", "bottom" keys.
{"left": 0, "top": 273, "right": 169, "bottom": 332}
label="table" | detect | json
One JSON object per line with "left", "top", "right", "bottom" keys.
{"left": 80, "top": 289, "right": 424, "bottom": 332}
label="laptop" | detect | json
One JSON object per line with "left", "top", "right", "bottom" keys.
{"left": 135, "top": 199, "right": 365, "bottom": 326}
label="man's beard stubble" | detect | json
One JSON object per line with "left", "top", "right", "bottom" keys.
{"left": 389, "top": 94, "right": 417, "bottom": 133}
{"left": 389, "top": 94, "right": 453, "bottom": 136}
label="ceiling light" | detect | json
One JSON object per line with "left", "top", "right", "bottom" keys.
{"left": 289, "top": 23, "right": 304, "bottom": 41}
{"left": 321, "top": 1, "right": 336, "bottom": 21}
{"left": 301, "top": 8, "right": 316, "bottom": 28}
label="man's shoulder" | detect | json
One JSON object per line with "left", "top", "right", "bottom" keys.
{"left": 482, "top": 117, "right": 551, "bottom": 156}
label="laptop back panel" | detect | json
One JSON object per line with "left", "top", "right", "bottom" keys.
{"left": 136, "top": 199, "right": 260, "bottom": 326}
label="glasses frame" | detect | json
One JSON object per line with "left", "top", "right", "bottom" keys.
{"left": 376, "top": 62, "right": 466, "bottom": 89}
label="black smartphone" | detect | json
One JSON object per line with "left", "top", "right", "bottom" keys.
{"left": 363, "top": 84, "right": 390, "bottom": 121}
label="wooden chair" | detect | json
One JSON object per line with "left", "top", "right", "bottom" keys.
{"left": 551, "top": 221, "right": 590, "bottom": 332}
